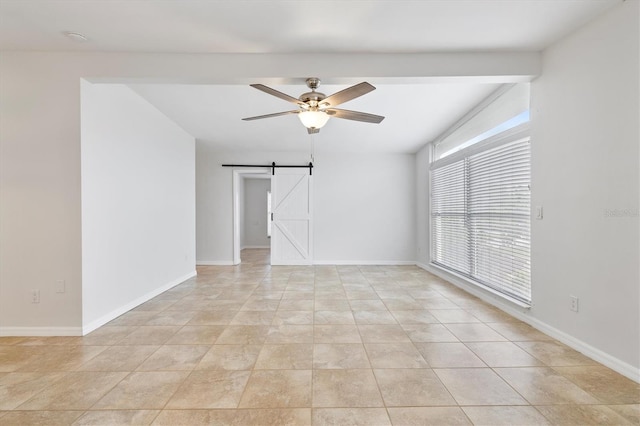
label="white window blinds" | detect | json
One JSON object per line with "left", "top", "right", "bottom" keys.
{"left": 431, "top": 160, "right": 470, "bottom": 276}
{"left": 431, "top": 130, "right": 531, "bottom": 304}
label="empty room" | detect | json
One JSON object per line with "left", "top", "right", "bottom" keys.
{"left": 0, "top": 1, "right": 638, "bottom": 425}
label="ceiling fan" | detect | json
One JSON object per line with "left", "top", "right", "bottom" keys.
{"left": 242, "top": 78, "right": 385, "bottom": 134}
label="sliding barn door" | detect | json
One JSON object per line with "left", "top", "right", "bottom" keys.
{"left": 270, "top": 168, "right": 313, "bottom": 265}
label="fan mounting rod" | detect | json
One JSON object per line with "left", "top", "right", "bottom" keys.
{"left": 306, "top": 77, "right": 321, "bottom": 90}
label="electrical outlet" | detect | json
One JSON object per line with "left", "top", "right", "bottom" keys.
{"left": 55, "top": 280, "right": 65, "bottom": 293}
{"left": 31, "top": 290, "right": 40, "bottom": 304}
{"left": 570, "top": 295, "right": 579, "bottom": 312}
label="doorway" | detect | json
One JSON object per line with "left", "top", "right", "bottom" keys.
{"left": 242, "top": 177, "right": 271, "bottom": 249}
{"left": 232, "top": 169, "right": 270, "bottom": 265}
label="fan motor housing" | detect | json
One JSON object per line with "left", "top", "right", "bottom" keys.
{"left": 299, "top": 91, "right": 326, "bottom": 105}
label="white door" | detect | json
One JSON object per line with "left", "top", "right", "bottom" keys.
{"left": 270, "top": 168, "right": 313, "bottom": 265}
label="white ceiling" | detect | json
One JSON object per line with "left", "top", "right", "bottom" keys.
{"left": 0, "top": 1, "right": 619, "bottom": 53}
{"left": 130, "top": 82, "right": 500, "bottom": 153}
{"left": 0, "top": 0, "right": 620, "bottom": 153}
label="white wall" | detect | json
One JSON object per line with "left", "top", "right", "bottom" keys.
{"left": 0, "top": 53, "right": 85, "bottom": 334}
{"left": 415, "top": 144, "right": 431, "bottom": 266}
{"left": 530, "top": 1, "right": 639, "bottom": 373}
{"left": 81, "top": 82, "right": 196, "bottom": 333}
{"left": 313, "top": 152, "right": 416, "bottom": 263}
{"left": 417, "top": 1, "right": 639, "bottom": 380}
{"left": 196, "top": 147, "right": 416, "bottom": 264}
{"left": 242, "top": 178, "right": 270, "bottom": 248}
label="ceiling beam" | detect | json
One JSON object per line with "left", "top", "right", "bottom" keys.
{"left": 63, "top": 52, "right": 541, "bottom": 85}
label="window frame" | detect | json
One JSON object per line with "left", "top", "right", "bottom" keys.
{"left": 429, "top": 123, "right": 532, "bottom": 307}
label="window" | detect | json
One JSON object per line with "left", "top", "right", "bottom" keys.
{"left": 431, "top": 127, "right": 531, "bottom": 305}
{"left": 438, "top": 110, "right": 530, "bottom": 159}
{"left": 435, "top": 83, "right": 530, "bottom": 160}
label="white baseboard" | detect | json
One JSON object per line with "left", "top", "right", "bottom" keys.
{"left": 241, "top": 245, "right": 270, "bottom": 250}
{"left": 314, "top": 260, "right": 416, "bottom": 266}
{"left": 523, "top": 312, "right": 640, "bottom": 383}
{"left": 81, "top": 270, "right": 197, "bottom": 335}
{"left": 197, "top": 259, "right": 415, "bottom": 266}
{"left": 272, "top": 260, "right": 313, "bottom": 266}
{"left": 417, "top": 262, "right": 640, "bottom": 383}
{"left": 0, "top": 326, "right": 83, "bottom": 337}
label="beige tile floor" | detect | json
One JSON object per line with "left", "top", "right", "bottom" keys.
{"left": 1, "top": 248, "right": 638, "bottom": 425}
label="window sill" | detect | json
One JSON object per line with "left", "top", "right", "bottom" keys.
{"left": 428, "top": 262, "right": 532, "bottom": 309}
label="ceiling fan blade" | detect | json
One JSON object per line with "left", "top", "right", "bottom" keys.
{"left": 250, "top": 84, "right": 308, "bottom": 108}
{"left": 326, "top": 108, "right": 385, "bottom": 124}
{"left": 320, "top": 82, "right": 375, "bottom": 107}
{"left": 242, "top": 110, "right": 299, "bottom": 121}
{"left": 307, "top": 128, "right": 320, "bottom": 134}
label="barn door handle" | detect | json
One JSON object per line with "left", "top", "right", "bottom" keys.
{"left": 271, "top": 213, "right": 274, "bottom": 221}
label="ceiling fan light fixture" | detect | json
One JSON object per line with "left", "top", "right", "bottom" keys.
{"left": 298, "top": 110, "right": 330, "bottom": 129}
{"left": 242, "top": 79, "right": 384, "bottom": 131}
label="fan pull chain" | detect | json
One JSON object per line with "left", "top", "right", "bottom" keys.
{"left": 309, "top": 132, "right": 316, "bottom": 163}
